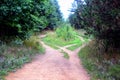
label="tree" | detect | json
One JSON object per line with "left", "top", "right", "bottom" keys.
{"left": 0, "top": 0, "right": 63, "bottom": 40}
{"left": 69, "top": 0, "right": 120, "bottom": 52}
{"left": 47, "top": 0, "right": 63, "bottom": 29}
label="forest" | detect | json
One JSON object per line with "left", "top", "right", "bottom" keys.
{"left": 0, "top": 0, "right": 120, "bottom": 80}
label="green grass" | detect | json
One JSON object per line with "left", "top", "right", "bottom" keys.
{"left": 42, "top": 32, "right": 82, "bottom": 48}
{"left": 56, "top": 24, "right": 77, "bottom": 41}
{"left": 42, "top": 28, "right": 89, "bottom": 51}
{"left": 78, "top": 43, "right": 120, "bottom": 80}
{"left": 78, "top": 45, "right": 99, "bottom": 80}
{"left": 67, "top": 43, "right": 82, "bottom": 51}
{"left": 67, "top": 36, "right": 89, "bottom": 51}
{"left": 61, "top": 50, "right": 69, "bottom": 59}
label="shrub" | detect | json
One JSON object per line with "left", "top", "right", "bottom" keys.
{"left": 70, "top": 0, "right": 120, "bottom": 52}
{"left": 0, "top": 0, "right": 63, "bottom": 39}
{"left": 55, "top": 24, "right": 77, "bottom": 41}
{"left": 0, "top": 44, "right": 7, "bottom": 56}
{"left": 109, "top": 65, "right": 120, "bottom": 79}
{"left": 78, "top": 41, "right": 120, "bottom": 80}
{"left": 24, "top": 36, "right": 44, "bottom": 52}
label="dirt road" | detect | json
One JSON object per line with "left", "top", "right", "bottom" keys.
{"left": 5, "top": 36, "right": 90, "bottom": 80}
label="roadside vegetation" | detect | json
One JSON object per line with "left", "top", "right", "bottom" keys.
{"left": 0, "top": 0, "right": 120, "bottom": 80}
{"left": 78, "top": 41, "right": 120, "bottom": 80}
{"left": 70, "top": 0, "right": 120, "bottom": 80}
{"left": 0, "top": 0, "right": 62, "bottom": 79}
{"left": 0, "top": 36, "right": 44, "bottom": 80}
{"left": 60, "top": 50, "right": 70, "bottom": 59}
{"left": 42, "top": 23, "right": 88, "bottom": 50}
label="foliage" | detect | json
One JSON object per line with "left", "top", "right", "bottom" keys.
{"left": 0, "top": 42, "right": 44, "bottom": 80}
{"left": 78, "top": 41, "right": 120, "bottom": 80}
{"left": 0, "top": 0, "right": 63, "bottom": 40}
{"left": 69, "top": 13, "right": 82, "bottom": 29}
{"left": 42, "top": 29, "right": 82, "bottom": 49}
{"left": 70, "top": 1, "right": 120, "bottom": 79}
{"left": 61, "top": 50, "right": 69, "bottom": 59}
{"left": 24, "top": 36, "right": 44, "bottom": 53}
{"left": 56, "top": 24, "right": 77, "bottom": 41}
{"left": 70, "top": 0, "right": 120, "bottom": 52}
{"left": 109, "top": 65, "right": 120, "bottom": 79}
{"left": 67, "top": 32, "right": 89, "bottom": 51}
{"left": 46, "top": 0, "right": 63, "bottom": 29}
{"left": 0, "top": 0, "right": 36, "bottom": 38}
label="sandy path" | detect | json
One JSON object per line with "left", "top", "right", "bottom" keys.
{"left": 5, "top": 36, "right": 90, "bottom": 80}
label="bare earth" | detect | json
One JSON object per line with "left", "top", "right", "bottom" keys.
{"left": 5, "top": 36, "right": 90, "bottom": 80}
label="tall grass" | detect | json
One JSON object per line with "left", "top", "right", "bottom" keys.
{"left": 55, "top": 24, "right": 77, "bottom": 41}
{"left": 24, "top": 36, "right": 44, "bottom": 53}
{"left": 78, "top": 41, "right": 120, "bottom": 80}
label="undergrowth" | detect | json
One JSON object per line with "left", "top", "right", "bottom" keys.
{"left": 0, "top": 36, "right": 44, "bottom": 80}
{"left": 56, "top": 24, "right": 77, "bottom": 41}
{"left": 24, "top": 36, "right": 44, "bottom": 53}
{"left": 78, "top": 41, "right": 120, "bottom": 80}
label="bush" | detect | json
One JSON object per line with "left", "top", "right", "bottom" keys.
{"left": 0, "top": 0, "right": 63, "bottom": 39}
{"left": 24, "top": 36, "right": 44, "bottom": 53}
{"left": 0, "top": 0, "right": 37, "bottom": 38}
{"left": 0, "top": 44, "right": 7, "bottom": 56}
{"left": 70, "top": 0, "right": 120, "bottom": 52}
{"left": 78, "top": 41, "right": 120, "bottom": 80}
{"left": 55, "top": 24, "right": 77, "bottom": 41}
{"left": 109, "top": 65, "right": 120, "bottom": 79}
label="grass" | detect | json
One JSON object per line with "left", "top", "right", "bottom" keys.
{"left": 42, "top": 24, "right": 89, "bottom": 50}
{"left": 60, "top": 50, "right": 69, "bottom": 59}
{"left": 67, "top": 38, "right": 89, "bottom": 51}
{"left": 42, "top": 24, "right": 84, "bottom": 48}
{"left": 67, "top": 36, "right": 89, "bottom": 51}
{"left": 42, "top": 26, "right": 89, "bottom": 51}
{"left": 0, "top": 36, "right": 44, "bottom": 80}
{"left": 78, "top": 45, "right": 99, "bottom": 80}
{"left": 67, "top": 43, "right": 82, "bottom": 51}
{"left": 24, "top": 36, "right": 45, "bottom": 53}
{"left": 42, "top": 32, "right": 82, "bottom": 48}
{"left": 78, "top": 41, "right": 120, "bottom": 80}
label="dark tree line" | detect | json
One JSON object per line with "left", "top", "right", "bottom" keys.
{"left": 0, "top": 0, "right": 62, "bottom": 39}
{"left": 69, "top": 0, "right": 120, "bottom": 52}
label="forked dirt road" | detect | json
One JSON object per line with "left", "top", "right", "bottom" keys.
{"left": 5, "top": 36, "right": 90, "bottom": 80}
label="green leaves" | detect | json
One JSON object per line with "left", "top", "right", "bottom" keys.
{"left": 56, "top": 24, "right": 77, "bottom": 41}
{"left": 70, "top": 0, "right": 120, "bottom": 50}
{"left": 0, "top": 0, "right": 63, "bottom": 39}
